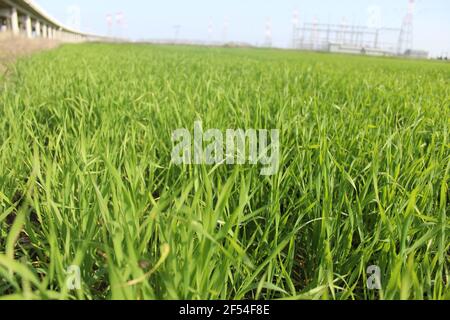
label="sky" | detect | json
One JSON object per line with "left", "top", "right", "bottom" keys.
{"left": 35, "top": 0, "right": 450, "bottom": 57}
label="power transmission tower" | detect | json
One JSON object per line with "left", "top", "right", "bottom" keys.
{"left": 106, "top": 14, "right": 113, "bottom": 37}
{"left": 398, "top": 0, "right": 414, "bottom": 54}
{"left": 208, "top": 17, "right": 213, "bottom": 42}
{"left": 312, "top": 16, "right": 318, "bottom": 49}
{"left": 292, "top": 9, "right": 300, "bottom": 49}
{"left": 339, "top": 17, "right": 347, "bottom": 44}
{"left": 116, "top": 12, "right": 124, "bottom": 38}
{"left": 173, "top": 25, "right": 181, "bottom": 43}
{"left": 223, "top": 16, "right": 229, "bottom": 43}
{"left": 264, "top": 17, "right": 272, "bottom": 47}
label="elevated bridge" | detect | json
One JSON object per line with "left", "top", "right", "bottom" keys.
{"left": 0, "top": 0, "right": 109, "bottom": 42}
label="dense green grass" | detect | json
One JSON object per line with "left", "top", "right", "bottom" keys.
{"left": 0, "top": 43, "right": 449, "bottom": 300}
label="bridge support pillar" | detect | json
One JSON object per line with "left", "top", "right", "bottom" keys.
{"left": 11, "top": 7, "right": 19, "bottom": 35}
{"left": 42, "top": 24, "right": 47, "bottom": 38}
{"left": 25, "top": 15, "right": 32, "bottom": 38}
{"left": 35, "top": 20, "right": 41, "bottom": 37}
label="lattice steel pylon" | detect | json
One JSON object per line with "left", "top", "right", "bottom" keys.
{"left": 292, "top": 9, "right": 299, "bottom": 49}
{"left": 398, "top": 0, "right": 414, "bottom": 54}
{"left": 208, "top": 17, "right": 213, "bottom": 41}
{"left": 223, "top": 16, "right": 229, "bottom": 43}
{"left": 264, "top": 17, "right": 272, "bottom": 47}
{"left": 106, "top": 14, "right": 113, "bottom": 37}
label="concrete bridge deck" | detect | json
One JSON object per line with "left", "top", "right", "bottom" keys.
{"left": 0, "top": 0, "right": 108, "bottom": 42}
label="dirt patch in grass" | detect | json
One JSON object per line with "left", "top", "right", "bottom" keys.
{"left": 0, "top": 36, "right": 60, "bottom": 77}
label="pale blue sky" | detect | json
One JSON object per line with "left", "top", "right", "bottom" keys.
{"left": 35, "top": 0, "right": 450, "bottom": 56}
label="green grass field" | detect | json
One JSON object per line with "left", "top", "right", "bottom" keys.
{"left": 0, "top": 43, "right": 449, "bottom": 300}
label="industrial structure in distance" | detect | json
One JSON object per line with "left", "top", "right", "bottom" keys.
{"left": 291, "top": 0, "right": 428, "bottom": 58}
